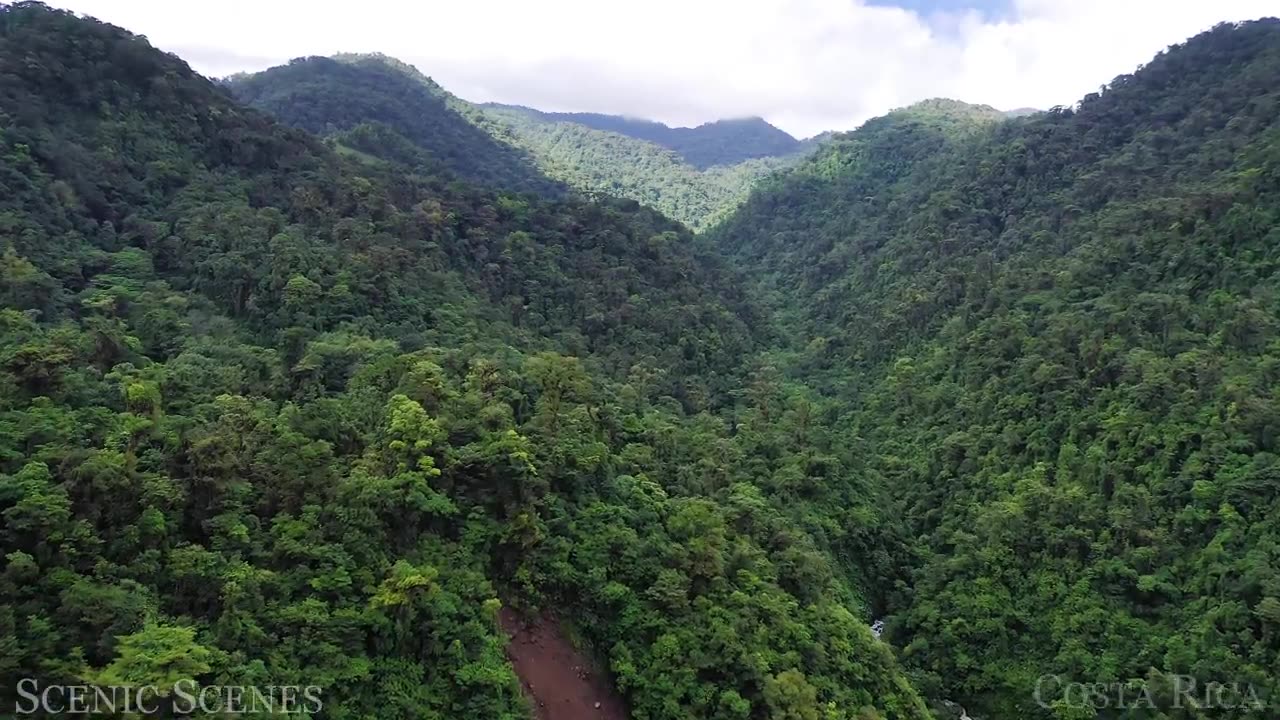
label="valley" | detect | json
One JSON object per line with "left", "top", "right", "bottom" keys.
{"left": 1, "top": 3, "right": 1279, "bottom": 719}
{"left": 225, "top": 55, "right": 817, "bottom": 231}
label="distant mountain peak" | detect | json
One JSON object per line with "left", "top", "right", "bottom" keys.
{"left": 482, "top": 105, "right": 799, "bottom": 168}
{"left": 331, "top": 52, "right": 446, "bottom": 92}
{"left": 895, "top": 97, "right": 1004, "bottom": 117}
{"left": 1002, "top": 107, "right": 1042, "bottom": 118}
{"left": 694, "top": 116, "right": 773, "bottom": 127}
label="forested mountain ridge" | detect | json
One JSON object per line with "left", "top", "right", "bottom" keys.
{"left": 0, "top": 4, "right": 928, "bottom": 719}
{"left": 481, "top": 106, "right": 803, "bottom": 168}
{"left": 7, "top": 3, "right": 1280, "bottom": 719}
{"left": 224, "top": 54, "right": 562, "bottom": 196}
{"left": 711, "top": 17, "right": 1280, "bottom": 719}
{"left": 229, "top": 55, "right": 811, "bottom": 231}
{"left": 479, "top": 103, "right": 809, "bottom": 230}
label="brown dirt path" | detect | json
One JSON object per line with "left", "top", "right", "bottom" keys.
{"left": 500, "top": 607, "right": 629, "bottom": 720}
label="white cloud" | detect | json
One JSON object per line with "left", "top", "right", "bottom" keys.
{"left": 47, "top": 0, "right": 1278, "bottom": 138}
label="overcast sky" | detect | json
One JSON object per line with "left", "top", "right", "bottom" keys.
{"left": 50, "top": 0, "right": 1279, "bottom": 139}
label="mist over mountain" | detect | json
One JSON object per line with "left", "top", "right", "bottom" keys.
{"left": 1001, "top": 106, "right": 1042, "bottom": 118}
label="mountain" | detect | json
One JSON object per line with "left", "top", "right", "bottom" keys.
{"left": 225, "top": 54, "right": 560, "bottom": 196}
{"left": 709, "top": 18, "right": 1280, "bottom": 718}
{"left": 1002, "top": 106, "right": 1042, "bottom": 118}
{"left": 7, "top": 3, "right": 1280, "bottom": 719}
{"left": 230, "top": 57, "right": 811, "bottom": 231}
{"left": 478, "top": 103, "right": 806, "bottom": 230}
{"left": 0, "top": 4, "right": 926, "bottom": 720}
{"left": 669, "top": 117, "right": 804, "bottom": 168}
{"left": 486, "top": 106, "right": 802, "bottom": 168}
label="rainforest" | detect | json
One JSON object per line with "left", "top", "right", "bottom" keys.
{"left": 1, "top": 2, "right": 1278, "bottom": 719}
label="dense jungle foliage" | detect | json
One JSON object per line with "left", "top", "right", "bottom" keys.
{"left": 0, "top": 3, "right": 925, "bottom": 719}
{"left": 229, "top": 57, "right": 809, "bottom": 232}
{"left": 224, "top": 55, "right": 561, "bottom": 197}
{"left": 4, "top": 2, "right": 1280, "bottom": 719}
{"left": 711, "top": 18, "right": 1280, "bottom": 720}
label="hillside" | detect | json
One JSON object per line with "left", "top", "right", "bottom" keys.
{"left": 710, "top": 18, "right": 1280, "bottom": 719}
{"left": 7, "top": 3, "right": 1280, "bottom": 719}
{"left": 485, "top": 106, "right": 803, "bottom": 168}
{"left": 230, "top": 56, "right": 809, "bottom": 231}
{"left": 480, "top": 103, "right": 805, "bottom": 230}
{"left": 224, "top": 55, "right": 560, "bottom": 196}
{"left": 0, "top": 4, "right": 927, "bottom": 720}
{"left": 668, "top": 117, "right": 804, "bottom": 168}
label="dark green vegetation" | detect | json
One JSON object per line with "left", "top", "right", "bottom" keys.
{"left": 711, "top": 18, "right": 1280, "bottom": 719}
{"left": 479, "top": 104, "right": 807, "bottom": 231}
{"left": 481, "top": 107, "right": 802, "bottom": 169}
{"left": 230, "top": 57, "right": 811, "bottom": 232}
{"left": 4, "top": 3, "right": 1280, "bottom": 719}
{"left": 225, "top": 55, "right": 561, "bottom": 196}
{"left": 0, "top": 3, "right": 924, "bottom": 719}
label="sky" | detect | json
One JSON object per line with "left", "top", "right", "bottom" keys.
{"left": 49, "top": 0, "right": 1279, "bottom": 139}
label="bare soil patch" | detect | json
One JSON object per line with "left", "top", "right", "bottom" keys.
{"left": 500, "top": 607, "right": 629, "bottom": 720}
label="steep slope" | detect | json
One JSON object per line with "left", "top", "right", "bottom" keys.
{"left": 481, "top": 104, "right": 803, "bottom": 230}
{"left": 225, "top": 55, "right": 560, "bottom": 196}
{"left": 711, "top": 19, "right": 1280, "bottom": 719}
{"left": 0, "top": 4, "right": 927, "bottom": 719}
{"left": 717, "top": 97, "right": 1006, "bottom": 323}
{"left": 667, "top": 117, "right": 804, "bottom": 169}
{"left": 229, "top": 56, "right": 808, "bottom": 231}
{"left": 486, "top": 106, "right": 802, "bottom": 168}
